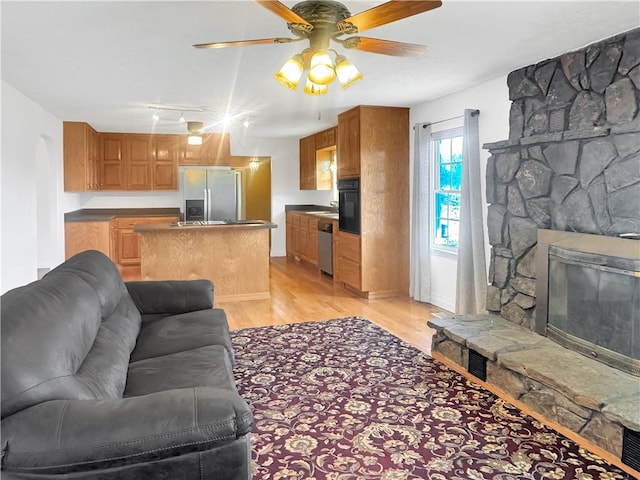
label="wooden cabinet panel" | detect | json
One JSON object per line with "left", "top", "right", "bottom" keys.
{"left": 337, "top": 230, "right": 360, "bottom": 262}
{"left": 126, "top": 135, "right": 152, "bottom": 190}
{"left": 64, "top": 122, "right": 99, "bottom": 191}
{"left": 114, "top": 216, "right": 179, "bottom": 267}
{"left": 315, "top": 127, "right": 336, "bottom": 150}
{"left": 307, "top": 217, "right": 319, "bottom": 265}
{"left": 338, "top": 255, "right": 361, "bottom": 290}
{"left": 286, "top": 213, "right": 294, "bottom": 257}
{"left": 299, "top": 135, "right": 316, "bottom": 190}
{"left": 337, "top": 107, "right": 360, "bottom": 178}
{"left": 65, "top": 221, "right": 112, "bottom": 259}
{"left": 153, "top": 135, "right": 178, "bottom": 190}
{"left": 179, "top": 133, "right": 231, "bottom": 166}
{"left": 99, "top": 134, "right": 126, "bottom": 189}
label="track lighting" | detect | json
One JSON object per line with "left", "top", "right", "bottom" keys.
{"left": 178, "top": 112, "right": 186, "bottom": 123}
{"left": 152, "top": 109, "right": 160, "bottom": 122}
{"left": 249, "top": 157, "right": 260, "bottom": 171}
{"left": 274, "top": 49, "right": 362, "bottom": 95}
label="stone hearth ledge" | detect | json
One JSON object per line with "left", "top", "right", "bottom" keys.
{"left": 428, "top": 313, "right": 640, "bottom": 460}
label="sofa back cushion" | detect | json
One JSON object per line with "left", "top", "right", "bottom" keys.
{"left": 1, "top": 250, "right": 141, "bottom": 418}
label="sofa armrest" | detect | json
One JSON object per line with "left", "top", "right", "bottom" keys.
{"left": 126, "top": 279, "right": 214, "bottom": 314}
{"left": 1, "top": 387, "right": 253, "bottom": 474}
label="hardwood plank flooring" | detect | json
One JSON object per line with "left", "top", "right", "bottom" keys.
{"left": 216, "top": 257, "right": 444, "bottom": 354}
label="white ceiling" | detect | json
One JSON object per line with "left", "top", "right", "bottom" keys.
{"left": 2, "top": 1, "right": 639, "bottom": 140}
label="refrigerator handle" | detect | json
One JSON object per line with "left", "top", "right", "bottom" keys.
{"left": 208, "top": 188, "right": 212, "bottom": 221}
{"left": 203, "top": 188, "right": 208, "bottom": 221}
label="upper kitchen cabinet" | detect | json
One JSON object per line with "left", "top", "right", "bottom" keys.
{"left": 126, "top": 134, "right": 153, "bottom": 190}
{"left": 98, "top": 134, "right": 177, "bottom": 191}
{"left": 63, "top": 122, "right": 99, "bottom": 191}
{"left": 299, "top": 134, "right": 316, "bottom": 190}
{"left": 179, "top": 133, "right": 231, "bottom": 166}
{"left": 337, "top": 108, "right": 360, "bottom": 178}
{"left": 99, "top": 133, "right": 126, "bottom": 189}
{"left": 152, "top": 135, "right": 178, "bottom": 190}
{"left": 299, "top": 127, "right": 335, "bottom": 190}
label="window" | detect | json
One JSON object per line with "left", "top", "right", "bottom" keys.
{"left": 431, "top": 127, "right": 463, "bottom": 251}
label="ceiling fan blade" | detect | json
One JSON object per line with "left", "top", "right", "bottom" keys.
{"left": 193, "top": 37, "right": 296, "bottom": 49}
{"left": 342, "top": 36, "right": 426, "bottom": 57}
{"left": 338, "top": 0, "right": 442, "bottom": 34}
{"left": 255, "top": 0, "right": 313, "bottom": 28}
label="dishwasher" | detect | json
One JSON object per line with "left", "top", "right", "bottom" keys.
{"left": 318, "top": 220, "right": 333, "bottom": 275}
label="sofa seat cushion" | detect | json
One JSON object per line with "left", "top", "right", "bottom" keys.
{"left": 130, "top": 309, "right": 233, "bottom": 363}
{"left": 124, "top": 345, "right": 236, "bottom": 398}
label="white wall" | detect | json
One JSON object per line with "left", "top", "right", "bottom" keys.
{"left": 1, "top": 81, "right": 81, "bottom": 293}
{"left": 409, "top": 75, "right": 511, "bottom": 312}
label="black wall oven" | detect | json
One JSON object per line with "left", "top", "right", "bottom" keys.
{"left": 338, "top": 178, "right": 360, "bottom": 235}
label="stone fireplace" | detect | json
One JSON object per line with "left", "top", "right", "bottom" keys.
{"left": 429, "top": 27, "right": 640, "bottom": 472}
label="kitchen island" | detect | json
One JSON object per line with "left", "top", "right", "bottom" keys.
{"left": 136, "top": 220, "right": 276, "bottom": 303}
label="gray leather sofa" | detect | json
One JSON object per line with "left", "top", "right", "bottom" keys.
{"left": 1, "top": 250, "right": 253, "bottom": 479}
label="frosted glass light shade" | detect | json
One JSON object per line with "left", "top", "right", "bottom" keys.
{"left": 304, "top": 78, "right": 328, "bottom": 96}
{"left": 187, "top": 134, "right": 203, "bottom": 146}
{"left": 308, "top": 50, "right": 335, "bottom": 85}
{"left": 335, "top": 56, "right": 363, "bottom": 89}
{"left": 274, "top": 54, "right": 304, "bottom": 90}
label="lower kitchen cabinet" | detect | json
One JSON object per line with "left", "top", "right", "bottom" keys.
{"left": 65, "top": 215, "right": 179, "bottom": 279}
{"left": 334, "top": 230, "right": 361, "bottom": 290}
{"left": 286, "top": 212, "right": 319, "bottom": 266}
{"left": 114, "top": 216, "right": 179, "bottom": 268}
{"left": 65, "top": 221, "right": 114, "bottom": 259}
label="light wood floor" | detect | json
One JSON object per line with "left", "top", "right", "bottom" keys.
{"left": 216, "top": 257, "right": 445, "bottom": 354}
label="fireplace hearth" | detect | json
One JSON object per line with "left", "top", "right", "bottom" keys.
{"left": 535, "top": 229, "right": 640, "bottom": 376}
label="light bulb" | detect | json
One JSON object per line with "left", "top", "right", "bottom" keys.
{"left": 274, "top": 54, "right": 304, "bottom": 90}
{"left": 335, "top": 55, "right": 363, "bottom": 89}
{"left": 304, "top": 77, "right": 328, "bottom": 96}
{"left": 152, "top": 109, "right": 160, "bottom": 122}
{"left": 178, "top": 112, "right": 185, "bottom": 123}
{"left": 308, "top": 50, "right": 336, "bottom": 85}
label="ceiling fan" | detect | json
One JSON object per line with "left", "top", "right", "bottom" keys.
{"left": 193, "top": 0, "right": 442, "bottom": 95}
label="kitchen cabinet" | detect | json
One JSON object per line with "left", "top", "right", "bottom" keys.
{"left": 315, "top": 127, "right": 336, "bottom": 150}
{"left": 65, "top": 220, "right": 114, "bottom": 259}
{"left": 126, "top": 135, "right": 153, "bottom": 190}
{"left": 114, "top": 216, "right": 180, "bottom": 268}
{"left": 334, "top": 230, "right": 361, "bottom": 290}
{"left": 299, "top": 127, "right": 336, "bottom": 191}
{"left": 299, "top": 135, "right": 316, "bottom": 190}
{"left": 63, "top": 122, "right": 99, "bottom": 191}
{"left": 99, "top": 134, "right": 177, "bottom": 191}
{"left": 99, "top": 134, "right": 126, "bottom": 189}
{"left": 153, "top": 135, "right": 179, "bottom": 189}
{"left": 286, "top": 212, "right": 320, "bottom": 266}
{"left": 179, "top": 133, "right": 231, "bottom": 166}
{"left": 334, "top": 105, "right": 410, "bottom": 298}
{"left": 337, "top": 107, "right": 360, "bottom": 178}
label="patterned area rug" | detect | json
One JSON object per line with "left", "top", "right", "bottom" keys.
{"left": 231, "top": 317, "right": 634, "bottom": 480}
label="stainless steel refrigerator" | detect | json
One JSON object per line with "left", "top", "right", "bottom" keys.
{"left": 182, "top": 168, "right": 241, "bottom": 222}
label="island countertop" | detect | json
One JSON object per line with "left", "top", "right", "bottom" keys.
{"left": 137, "top": 219, "right": 274, "bottom": 302}
{"left": 135, "top": 220, "right": 276, "bottom": 233}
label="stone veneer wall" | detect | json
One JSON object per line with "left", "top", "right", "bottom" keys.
{"left": 483, "top": 27, "right": 640, "bottom": 328}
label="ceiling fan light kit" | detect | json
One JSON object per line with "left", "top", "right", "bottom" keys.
{"left": 194, "top": 0, "right": 441, "bottom": 96}
{"left": 187, "top": 121, "right": 204, "bottom": 145}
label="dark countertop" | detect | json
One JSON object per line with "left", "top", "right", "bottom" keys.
{"left": 135, "top": 220, "right": 276, "bottom": 232}
{"left": 65, "top": 208, "right": 182, "bottom": 222}
{"left": 284, "top": 204, "right": 336, "bottom": 213}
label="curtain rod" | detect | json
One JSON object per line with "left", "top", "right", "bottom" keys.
{"left": 418, "top": 109, "right": 480, "bottom": 129}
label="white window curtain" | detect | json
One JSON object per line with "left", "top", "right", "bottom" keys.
{"left": 455, "top": 109, "right": 487, "bottom": 314}
{"left": 410, "top": 122, "right": 432, "bottom": 302}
